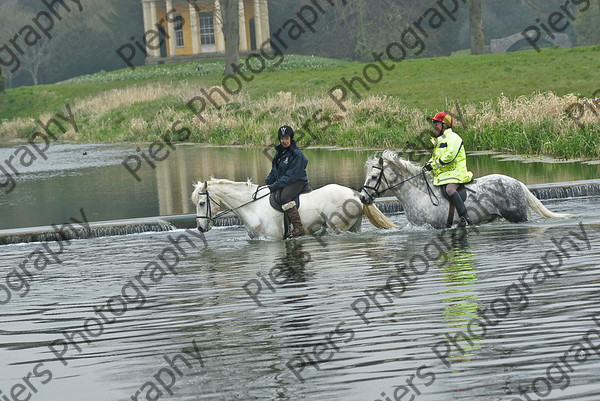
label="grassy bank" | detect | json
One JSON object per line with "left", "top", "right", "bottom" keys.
{"left": 0, "top": 47, "right": 599, "bottom": 159}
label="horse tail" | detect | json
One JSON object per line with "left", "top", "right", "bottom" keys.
{"left": 520, "top": 183, "right": 573, "bottom": 218}
{"left": 362, "top": 203, "right": 397, "bottom": 229}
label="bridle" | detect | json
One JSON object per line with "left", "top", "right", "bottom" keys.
{"left": 195, "top": 190, "right": 225, "bottom": 224}
{"left": 195, "top": 185, "right": 271, "bottom": 223}
{"left": 361, "top": 164, "right": 394, "bottom": 203}
{"left": 361, "top": 161, "right": 440, "bottom": 206}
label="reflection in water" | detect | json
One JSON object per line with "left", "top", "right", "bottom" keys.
{"left": 1, "top": 203, "right": 600, "bottom": 401}
{"left": 2, "top": 143, "right": 600, "bottom": 229}
{"left": 271, "top": 241, "right": 323, "bottom": 384}
{"left": 139, "top": 147, "right": 600, "bottom": 218}
{"left": 278, "top": 241, "right": 315, "bottom": 333}
{"left": 439, "top": 230, "right": 481, "bottom": 366}
{"left": 275, "top": 241, "right": 314, "bottom": 284}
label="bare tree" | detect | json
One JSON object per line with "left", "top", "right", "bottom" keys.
{"left": 218, "top": 0, "right": 240, "bottom": 75}
{"left": 0, "top": 2, "right": 49, "bottom": 85}
{"left": 0, "top": 67, "right": 5, "bottom": 92}
{"left": 22, "top": 41, "right": 51, "bottom": 86}
{"left": 468, "top": 0, "right": 486, "bottom": 54}
{"left": 0, "top": 0, "right": 121, "bottom": 86}
{"left": 0, "top": 66, "right": 11, "bottom": 90}
{"left": 287, "top": 0, "right": 411, "bottom": 59}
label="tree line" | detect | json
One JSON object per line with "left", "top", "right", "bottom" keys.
{"left": 0, "top": 0, "right": 598, "bottom": 89}
{"left": 0, "top": 0, "right": 140, "bottom": 88}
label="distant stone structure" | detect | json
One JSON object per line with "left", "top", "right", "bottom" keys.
{"left": 490, "top": 32, "right": 572, "bottom": 53}
{"left": 142, "top": 0, "right": 270, "bottom": 64}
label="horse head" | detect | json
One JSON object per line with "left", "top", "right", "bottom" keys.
{"left": 192, "top": 180, "right": 222, "bottom": 232}
{"left": 361, "top": 151, "right": 425, "bottom": 204}
{"left": 361, "top": 156, "right": 389, "bottom": 204}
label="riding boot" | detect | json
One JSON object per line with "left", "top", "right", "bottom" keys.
{"left": 284, "top": 206, "right": 305, "bottom": 238}
{"left": 449, "top": 192, "right": 471, "bottom": 227}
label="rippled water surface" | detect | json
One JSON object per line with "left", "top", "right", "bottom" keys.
{"left": 1, "top": 197, "right": 600, "bottom": 401}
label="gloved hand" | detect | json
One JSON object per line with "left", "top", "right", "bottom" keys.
{"left": 268, "top": 184, "right": 277, "bottom": 192}
{"left": 423, "top": 163, "right": 433, "bottom": 172}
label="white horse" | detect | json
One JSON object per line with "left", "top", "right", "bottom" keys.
{"left": 192, "top": 178, "right": 396, "bottom": 239}
{"left": 360, "top": 151, "right": 572, "bottom": 229}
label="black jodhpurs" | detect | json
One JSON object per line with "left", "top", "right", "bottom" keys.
{"left": 280, "top": 181, "right": 308, "bottom": 204}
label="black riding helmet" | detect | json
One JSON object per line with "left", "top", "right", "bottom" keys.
{"left": 278, "top": 125, "right": 294, "bottom": 140}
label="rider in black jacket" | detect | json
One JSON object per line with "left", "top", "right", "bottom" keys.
{"left": 265, "top": 126, "right": 309, "bottom": 238}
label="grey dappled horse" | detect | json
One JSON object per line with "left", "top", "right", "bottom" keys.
{"left": 360, "top": 151, "right": 572, "bottom": 229}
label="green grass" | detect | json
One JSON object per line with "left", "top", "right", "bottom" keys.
{"left": 1, "top": 48, "right": 599, "bottom": 159}
{"left": 2, "top": 48, "right": 598, "bottom": 119}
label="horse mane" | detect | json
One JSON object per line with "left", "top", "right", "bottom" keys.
{"left": 365, "top": 150, "right": 421, "bottom": 174}
{"left": 191, "top": 178, "right": 255, "bottom": 204}
{"left": 365, "top": 154, "right": 380, "bottom": 171}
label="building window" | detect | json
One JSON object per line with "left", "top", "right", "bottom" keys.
{"left": 174, "top": 14, "right": 184, "bottom": 47}
{"left": 199, "top": 12, "right": 215, "bottom": 46}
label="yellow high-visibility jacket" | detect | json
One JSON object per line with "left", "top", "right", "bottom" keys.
{"left": 428, "top": 128, "right": 473, "bottom": 186}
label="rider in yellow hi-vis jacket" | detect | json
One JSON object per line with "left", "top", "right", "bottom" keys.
{"left": 423, "top": 112, "right": 473, "bottom": 227}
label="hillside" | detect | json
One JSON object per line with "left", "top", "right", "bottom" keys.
{"left": 0, "top": 47, "right": 598, "bottom": 159}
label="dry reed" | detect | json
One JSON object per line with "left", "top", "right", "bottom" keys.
{"left": 0, "top": 86, "right": 597, "bottom": 158}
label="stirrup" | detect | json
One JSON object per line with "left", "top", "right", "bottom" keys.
{"left": 286, "top": 229, "right": 305, "bottom": 239}
{"left": 457, "top": 216, "right": 471, "bottom": 228}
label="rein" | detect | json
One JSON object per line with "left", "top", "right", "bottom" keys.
{"left": 421, "top": 170, "right": 440, "bottom": 206}
{"left": 195, "top": 185, "right": 271, "bottom": 222}
{"left": 362, "top": 163, "right": 440, "bottom": 206}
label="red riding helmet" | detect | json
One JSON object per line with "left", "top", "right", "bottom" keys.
{"left": 430, "top": 112, "right": 453, "bottom": 128}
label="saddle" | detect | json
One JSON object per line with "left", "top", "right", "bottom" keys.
{"left": 442, "top": 180, "right": 476, "bottom": 228}
{"left": 269, "top": 183, "right": 312, "bottom": 212}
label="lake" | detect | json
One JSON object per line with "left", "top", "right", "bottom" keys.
{"left": 0, "top": 143, "right": 599, "bottom": 401}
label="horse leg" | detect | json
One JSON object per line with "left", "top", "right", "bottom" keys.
{"left": 500, "top": 206, "right": 528, "bottom": 223}
{"left": 467, "top": 178, "right": 518, "bottom": 224}
{"left": 487, "top": 178, "right": 529, "bottom": 223}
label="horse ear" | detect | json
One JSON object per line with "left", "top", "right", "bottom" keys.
{"left": 378, "top": 157, "right": 383, "bottom": 165}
